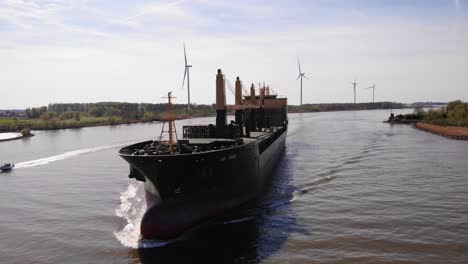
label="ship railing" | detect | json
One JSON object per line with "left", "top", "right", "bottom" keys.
{"left": 183, "top": 125, "right": 215, "bottom": 138}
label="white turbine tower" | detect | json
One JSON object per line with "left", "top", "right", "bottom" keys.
{"left": 296, "top": 57, "right": 308, "bottom": 106}
{"left": 352, "top": 79, "right": 358, "bottom": 104}
{"left": 181, "top": 43, "right": 192, "bottom": 111}
{"left": 366, "top": 82, "right": 376, "bottom": 103}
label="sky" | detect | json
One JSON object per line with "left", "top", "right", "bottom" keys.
{"left": 0, "top": 0, "right": 467, "bottom": 109}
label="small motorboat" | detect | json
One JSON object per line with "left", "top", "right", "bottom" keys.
{"left": 0, "top": 163, "right": 14, "bottom": 172}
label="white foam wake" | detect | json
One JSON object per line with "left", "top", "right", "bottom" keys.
{"left": 0, "top": 132, "right": 22, "bottom": 141}
{"left": 15, "top": 143, "right": 128, "bottom": 168}
{"left": 114, "top": 183, "right": 146, "bottom": 248}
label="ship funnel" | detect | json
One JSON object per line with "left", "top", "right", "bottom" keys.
{"left": 215, "top": 69, "right": 227, "bottom": 137}
{"left": 260, "top": 87, "right": 265, "bottom": 107}
{"left": 216, "top": 69, "right": 226, "bottom": 110}
{"left": 235, "top": 77, "right": 242, "bottom": 105}
{"left": 249, "top": 84, "right": 257, "bottom": 132}
{"left": 250, "top": 84, "right": 256, "bottom": 105}
{"left": 234, "top": 76, "right": 244, "bottom": 135}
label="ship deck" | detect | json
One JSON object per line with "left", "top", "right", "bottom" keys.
{"left": 119, "top": 127, "right": 284, "bottom": 156}
{"left": 184, "top": 127, "right": 279, "bottom": 144}
{"left": 249, "top": 131, "right": 270, "bottom": 139}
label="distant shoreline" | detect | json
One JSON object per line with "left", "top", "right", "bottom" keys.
{"left": 0, "top": 113, "right": 214, "bottom": 133}
{"left": 0, "top": 105, "right": 407, "bottom": 133}
{"left": 288, "top": 102, "right": 406, "bottom": 113}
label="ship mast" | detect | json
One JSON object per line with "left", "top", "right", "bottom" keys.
{"left": 157, "top": 92, "right": 179, "bottom": 154}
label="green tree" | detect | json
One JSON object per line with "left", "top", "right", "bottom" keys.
{"left": 142, "top": 112, "right": 157, "bottom": 121}
{"left": 424, "top": 109, "right": 444, "bottom": 120}
{"left": 74, "top": 112, "right": 81, "bottom": 121}
{"left": 31, "top": 108, "right": 39, "bottom": 118}
{"left": 105, "top": 107, "right": 120, "bottom": 117}
{"left": 446, "top": 100, "right": 464, "bottom": 113}
{"left": 89, "top": 106, "right": 105, "bottom": 117}
{"left": 21, "top": 128, "right": 32, "bottom": 137}
{"left": 39, "top": 106, "right": 47, "bottom": 116}
{"left": 40, "top": 111, "right": 57, "bottom": 120}
{"left": 448, "top": 102, "right": 468, "bottom": 120}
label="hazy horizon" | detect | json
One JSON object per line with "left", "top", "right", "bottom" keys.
{"left": 1, "top": 0, "right": 467, "bottom": 109}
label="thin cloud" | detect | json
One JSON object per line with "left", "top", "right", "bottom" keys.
{"left": 0, "top": 0, "right": 74, "bottom": 28}
{"left": 112, "top": 1, "right": 194, "bottom": 29}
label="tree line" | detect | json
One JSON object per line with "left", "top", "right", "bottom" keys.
{"left": 288, "top": 102, "right": 405, "bottom": 113}
{"left": 23, "top": 101, "right": 406, "bottom": 120}
{"left": 421, "top": 100, "right": 468, "bottom": 127}
{"left": 25, "top": 102, "right": 215, "bottom": 119}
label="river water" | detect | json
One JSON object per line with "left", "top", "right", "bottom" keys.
{"left": 0, "top": 110, "right": 467, "bottom": 264}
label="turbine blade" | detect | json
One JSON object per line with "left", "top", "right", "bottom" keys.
{"left": 181, "top": 68, "right": 187, "bottom": 90}
{"left": 297, "top": 74, "right": 301, "bottom": 80}
{"left": 303, "top": 74, "right": 309, "bottom": 80}
{"left": 297, "top": 56, "right": 301, "bottom": 75}
{"left": 184, "top": 43, "right": 188, "bottom": 66}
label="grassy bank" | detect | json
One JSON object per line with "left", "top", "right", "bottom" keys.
{"left": 0, "top": 112, "right": 218, "bottom": 132}
{"left": 1, "top": 102, "right": 217, "bottom": 133}
{"left": 0, "top": 116, "right": 121, "bottom": 132}
{"left": 0, "top": 101, "right": 219, "bottom": 133}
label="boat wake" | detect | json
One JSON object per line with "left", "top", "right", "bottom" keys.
{"left": 294, "top": 175, "right": 335, "bottom": 198}
{"left": 15, "top": 143, "right": 129, "bottom": 168}
{"left": 114, "top": 183, "right": 146, "bottom": 248}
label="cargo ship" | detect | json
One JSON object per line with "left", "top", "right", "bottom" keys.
{"left": 119, "top": 69, "right": 288, "bottom": 240}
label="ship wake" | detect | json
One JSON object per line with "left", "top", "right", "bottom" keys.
{"left": 15, "top": 143, "right": 129, "bottom": 168}
{"left": 114, "top": 183, "right": 146, "bottom": 248}
{"left": 294, "top": 175, "right": 336, "bottom": 197}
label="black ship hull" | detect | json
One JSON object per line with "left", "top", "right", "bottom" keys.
{"left": 119, "top": 127, "right": 287, "bottom": 240}
{"left": 119, "top": 68, "right": 289, "bottom": 240}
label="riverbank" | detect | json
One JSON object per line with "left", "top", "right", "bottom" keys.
{"left": 415, "top": 122, "right": 468, "bottom": 140}
{"left": 0, "top": 113, "right": 214, "bottom": 133}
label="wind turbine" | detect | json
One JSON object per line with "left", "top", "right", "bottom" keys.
{"left": 366, "top": 82, "right": 376, "bottom": 103}
{"left": 181, "top": 43, "right": 192, "bottom": 111}
{"left": 296, "top": 57, "right": 308, "bottom": 106}
{"left": 351, "top": 79, "right": 358, "bottom": 104}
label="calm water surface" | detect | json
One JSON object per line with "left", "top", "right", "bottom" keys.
{"left": 0, "top": 110, "right": 467, "bottom": 263}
